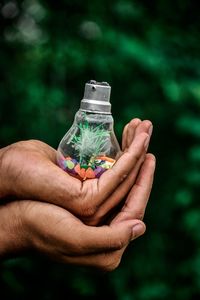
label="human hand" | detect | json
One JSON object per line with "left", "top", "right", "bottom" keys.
{"left": 0, "top": 119, "right": 152, "bottom": 225}
{"left": 0, "top": 152, "right": 155, "bottom": 270}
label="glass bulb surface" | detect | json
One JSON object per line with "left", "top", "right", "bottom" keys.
{"left": 57, "top": 110, "right": 120, "bottom": 180}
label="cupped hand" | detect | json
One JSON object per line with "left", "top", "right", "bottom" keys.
{"left": 0, "top": 153, "right": 155, "bottom": 270}
{"left": 0, "top": 119, "right": 152, "bottom": 225}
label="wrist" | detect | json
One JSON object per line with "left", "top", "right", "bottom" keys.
{"left": 0, "top": 201, "right": 28, "bottom": 258}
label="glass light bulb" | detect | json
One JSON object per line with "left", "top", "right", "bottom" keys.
{"left": 57, "top": 80, "right": 121, "bottom": 180}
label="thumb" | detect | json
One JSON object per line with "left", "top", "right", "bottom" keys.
{"left": 110, "top": 219, "right": 146, "bottom": 242}
{"left": 130, "top": 221, "right": 146, "bottom": 241}
{"left": 76, "top": 219, "right": 146, "bottom": 255}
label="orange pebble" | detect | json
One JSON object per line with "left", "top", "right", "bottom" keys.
{"left": 74, "top": 164, "right": 86, "bottom": 179}
{"left": 85, "top": 167, "right": 96, "bottom": 179}
{"left": 97, "top": 156, "right": 115, "bottom": 163}
{"left": 80, "top": 168, "right": 86, "bottom": 179}
{"left": 74, "top": 164, "right": 81, "bottom": 174}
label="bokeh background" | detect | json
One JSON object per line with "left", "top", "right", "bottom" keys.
{"left": 1, "top": 0, "right": 200, "bottom": 299}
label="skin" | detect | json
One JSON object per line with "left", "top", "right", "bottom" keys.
{"left": 0, "top": 119, "right": 153, "bottom": 225}
{"left": 0, "top": 119, "right": 156, "bottom": 270}
{"left": 0, "top": 153, "right": 155, "bottom": 270}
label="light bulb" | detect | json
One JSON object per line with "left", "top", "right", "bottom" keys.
{"left": 57, "top": 80, "right": 121, "bottom": 180}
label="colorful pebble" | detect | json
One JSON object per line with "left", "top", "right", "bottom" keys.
{"left": 97, "top": 156, "right": 115, "bottom": 163}
{"left": 94, "top": 166, "right": 106, "bottom": 178}
{"left": 85, "top": 167, "right": 96, "bottom": 179}
{"left": 58, "top": 153, "right": 115, "bottom": 180}
{"left": 66, "top": 160, "right": 74, "bottom": 169}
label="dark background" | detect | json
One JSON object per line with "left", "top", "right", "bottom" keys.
{"left": 1, "top": 0, "right": 200, "bottom": 299}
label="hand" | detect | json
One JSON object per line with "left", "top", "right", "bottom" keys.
{"left": 0, "top": 119, "right": 152, "bottom": 225}
{"left": 0, "top": 152, "right": 155, "bottom": 270}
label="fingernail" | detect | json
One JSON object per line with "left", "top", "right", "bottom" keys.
{"left": 144, "top": 136, "right": 150, "bottom": 151}
{"left": 131, "top": 224, "right": 144, "bottom": 240}
{"left": 148, "top": 125, "right": 153, "bottom": 137}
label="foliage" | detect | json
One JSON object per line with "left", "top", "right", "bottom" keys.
{"left": 72, "top": 120, "right": 110, "bottom": 165}
{"left": 1, "top": 0, "right": 200, "bottom": 299}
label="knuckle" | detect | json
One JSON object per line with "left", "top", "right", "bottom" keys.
{"left": 122, "top": 203, "right": 145, "bottom": 221}
{"left": 120, "top": 173, "right": 128, "bottom": 182}
{"left": 111, "top": 168, "right": 128, "bottom": 183}
{"left": 107, "top": 230, "right": 126, "bottom": 250}
{"left": 134, "top": 209, "right": 145, "bottom": 220}
{"left": 112, "top": 237, "right": 126, "bottom": 250}
{"left": 134, "top": 150, "right": 142, "bottom": 162}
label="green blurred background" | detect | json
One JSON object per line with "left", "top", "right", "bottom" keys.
{"left": 1, "top": 0, "right": 200, "bottom": 299}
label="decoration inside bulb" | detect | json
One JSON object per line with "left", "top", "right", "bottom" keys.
{"left": 57, "top": 154, "right": 115, "bottom": 180}
{"left": 57, "top": 117, "right": 117, "bottom": 180}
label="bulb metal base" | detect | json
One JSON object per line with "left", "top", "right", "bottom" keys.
{"left": 80, "top": 80, "right": 111, "bottom": 114}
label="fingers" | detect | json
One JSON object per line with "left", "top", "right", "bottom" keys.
{"left": 60, "top": 219, "right": 146, "bottom": 269}
{"left": 134, "top": 121, "right": 153, "bottom": 139}
{"left": 90, "top": 153, "right": 145, "bottom": 225}
{"left": 97, "top": 131, "right": 149, "bottom": 202}
{"left": 127, "top": 119, "right": 142, "bottom": 149}
{"left": 123, "top": 154, "right": 156, "bottom": 220}
{"left": 62, "top": 219, "right": 145, "bottom": 256}
{"left": 90, "top": 121, "right": 153, "bottom": 223}
{"left": 0, "top": 198, "right": 145, "bottom": 270}
{"left": 63, "top": 249, "right": 123, "bottom": 271}
{"left": 122, "top": 118, "right": 141, "bottom": 151}
{"left": 22, "top": 201, "right": 145, "bottom": 265}
{"left": 57, "top": 220, "right": 145, "bottom": 270}
{"left": 113, "top": 153, "right": 156, "bottom": 224}
{"left": 122, "top": 123, "right": 129, "bottom": 151}
{"left": 122, "top": 119, "right": 152, "bottom": 151}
